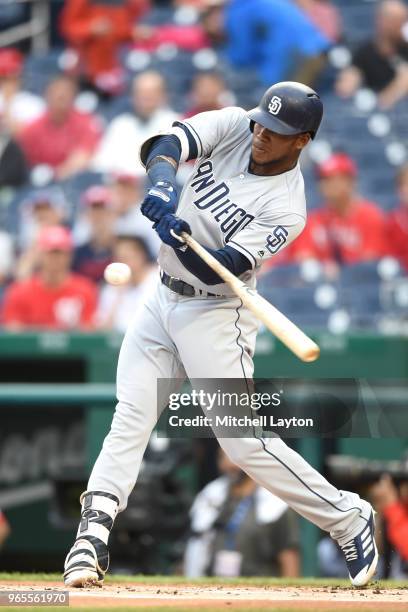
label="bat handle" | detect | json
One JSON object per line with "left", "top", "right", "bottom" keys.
{"left": 170, "top": 229, "right": 190, "bottom": 245}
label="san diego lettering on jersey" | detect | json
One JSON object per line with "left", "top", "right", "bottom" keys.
{"left": 190, "top": 160, "right": 255, "bottom": 242}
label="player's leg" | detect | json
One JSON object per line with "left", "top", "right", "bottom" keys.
{"left": 64, "top": 284, "right": 185, "bottom": 586}
{"left": 174, "top": 296, "right": 377, "bottom": 586}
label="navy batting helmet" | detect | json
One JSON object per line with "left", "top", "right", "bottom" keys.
{"left": 248, "top": 81, "right": 323, "bottom": 140}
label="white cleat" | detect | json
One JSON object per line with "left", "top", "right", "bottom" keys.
{"left": 340, "top": 511, "right": 379, "bottom": 587}
{"left": 63, "top": 539, "right": 104, "bottom": 588}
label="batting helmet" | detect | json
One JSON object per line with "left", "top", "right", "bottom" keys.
{"left": 248, "top": 81, "right": 323, "bottom": 140}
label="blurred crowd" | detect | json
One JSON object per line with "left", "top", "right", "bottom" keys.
{"left": 0, "top": 0, "right": 408, "bottom": 332}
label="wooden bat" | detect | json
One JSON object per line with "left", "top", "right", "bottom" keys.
{"left": 179, "top": 232, "right": 320, "bottom": 363}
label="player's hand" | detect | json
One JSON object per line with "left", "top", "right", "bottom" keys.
{"left": 141, "top": 181, "right": 177, "bottom": 223}
{"left": 154, "top": 213, "right": 191, "bottom": 249}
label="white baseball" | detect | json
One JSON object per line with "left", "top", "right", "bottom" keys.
{"left": 104, "top": 262, "right": 131, "bottom": 285}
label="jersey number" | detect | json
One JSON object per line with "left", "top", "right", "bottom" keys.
{"left": 265, "top": 226, "right": 289, "bottom": 254}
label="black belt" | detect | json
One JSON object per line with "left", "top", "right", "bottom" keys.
{"left": 161, "top": 271, "right": 223, "bottom": 298}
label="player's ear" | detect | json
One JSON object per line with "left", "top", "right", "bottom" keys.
{"left": 295, "top": 133, "right": 311, "bottom": 150}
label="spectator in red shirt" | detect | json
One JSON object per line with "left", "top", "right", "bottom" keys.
{"left": 72, "top": 185, "right": 115, "bottom": 283}
{"left": 2, "top": 226, "right": 97, "bottom": 330}
{"left": 18, "top": 75, "right": 102, "bottom": 180}
{"left": 60, "top": 0, "right": 150, "bottom": 97}
{"left": 370, "top": 472, "right": 408, "bottom": 566}
{"left": 290, "top": 153, "right": 388, "bottom": 271}
{"left": 387, "top": 164, "right": 408, "bottom": 271}
{"left": 0, "top": 511, "right": 10, "bottom": 550}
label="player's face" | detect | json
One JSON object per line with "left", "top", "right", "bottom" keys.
{"left": 251, "top": 123, "right": 309, "bottom": 166}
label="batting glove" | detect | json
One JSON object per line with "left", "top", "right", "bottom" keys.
{"left": 141, "top": 181, "right": 177, "bottom": 223}
{"left": 155, "top": 213, "right": 191, "bottom": 249}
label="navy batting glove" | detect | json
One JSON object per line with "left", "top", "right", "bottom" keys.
{"left": 141, "top": 181, "right": 177, "bottom": 223}
{"left": 155, "top": 214, "right": 191, "bottom": 249}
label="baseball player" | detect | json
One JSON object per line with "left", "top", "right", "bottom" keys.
{"left": 63, "top": 82, "right": 378, "bottom": 588}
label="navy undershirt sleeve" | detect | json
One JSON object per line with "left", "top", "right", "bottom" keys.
{"left": 175, "top": 245, "right": 252, "bottom": 286}
{"left": 145, "top": 135, "right": 182, "bottom": 185}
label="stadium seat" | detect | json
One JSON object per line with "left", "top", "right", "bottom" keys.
{"left": 338, "top": 261, "right": 383, "bottom": 287}
{"left": 23, "top": 49, "right": 62, "bottom": 95}
{"left": 258, "top": 264, "right": 305, "bottom": 289}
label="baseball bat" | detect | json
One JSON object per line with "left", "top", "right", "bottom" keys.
{"left": 180, "top": 232, "right": 320, "bottom": 363}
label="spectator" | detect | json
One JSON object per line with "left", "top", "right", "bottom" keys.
{"left": 95, "top": 235, "right": 157, "bottom": 332}
{"left": 184, "top": 448, "right": 300, "bottom": 578}
{"left": 18, "top": 75, "right": 102, "bottom": 180}
{"left": 16, "top": 190, "right": 68, "bottom": 280}
{"left": 2, "top": 226, "right": 97, "bottom": 330}
{"left": 295, "top": 0, "right": 342, "bottom": 43}
{"left": 72, "top": 185, "right": 115, "bottom": 283}
{"left": 92, "top": 71, "right": 179, "bottom": 174}
{"left": 387, "top": 164, "right": 408, "bottom": 271}
{"left": 370, "top": 472, "right": 408, "bottom": 573}
{"left": 133, "top": 23, "right": 208, "bottom": 54}
{"left": 60, "top": 0, "right": 150, "bottom": 98}
{"left": 290, "top": 153, "right": 388, "bottom": 270}
{"left": 18, "top": 190, "right": 67, "bottom": 250}
{"left": 185, "top": 72, "right": 232, "bottom": 117}
{"left": 0, "top": 511, "right": 10, "bottom": 550}
{"left": 0, "top": 48, "right": 45, "bottom": 134}
{"left": 0, "top": 111, "right": 28, "bottom": 188}
{"left": 0, "top": 231, "right": 14, "bottom": 303}
{"left": 336, "top": 0, "right": 408, "bottom": 109}
{"left": 110, "top": 173, "right": 160, "bottom": 258}
{"left": 223, "top": 0, "right": 330, "bottom": 86}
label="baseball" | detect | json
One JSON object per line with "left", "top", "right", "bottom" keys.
{"left": 104, "top": 262, "right": 131, "bottom": 285}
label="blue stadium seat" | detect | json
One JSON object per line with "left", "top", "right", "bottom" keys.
{"left": 381, "top": 278, "right": 408, "bottom": 314}
{"left": 257, "top": 265, "right": 305, "bottom": 289}
{"left": 140, "top": 6, "right": 176, "bottom": 26}
{"left": 3, "top": 185, "right": 34, "bottom": 236}
{"left": 332, "top": 0, "right": 375, "bottom": 44}
{"left": 23, "top": 50, "right": 62, "bottom": 95}
{"left": 339, "top": 261, "right": 382, "bottom": 287}
{"left": 259, "top": 284, "right": 338, "bottom": 322}
{"left": 59, "top": 172, "right": 105, "bottom": 219}
{"left": 339, "top": 283, "right": 384, "bottom": 330}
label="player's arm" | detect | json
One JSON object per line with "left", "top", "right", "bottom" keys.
{"left": 154, "top": 214, "right": 252, "bottom": 285}
{"left": 138, "top": 135, "right": 182, "bottom": 224}
{"left": 139, "top": 107, "right": 248, "bottom": 224}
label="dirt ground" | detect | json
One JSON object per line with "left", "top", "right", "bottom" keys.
{"left": 0, "top": 581, "right": 407, "bottom": 610}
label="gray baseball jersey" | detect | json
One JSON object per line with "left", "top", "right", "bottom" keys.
{"left": 142, "top": 106, "right": 307, "bottom": 295}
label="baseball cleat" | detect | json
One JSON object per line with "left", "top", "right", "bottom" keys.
{"left": 340, "top": 511, "right": 378, "bottom": 587}
{"left": 63, "top": 538, "right": 104, "bottom": 587}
